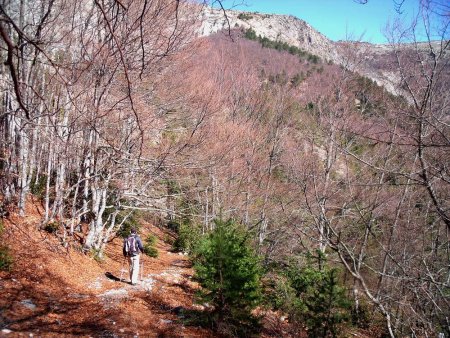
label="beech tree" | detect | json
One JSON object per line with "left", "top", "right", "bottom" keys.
{"left": 0, "top": 0, "right": 211, "bottom": 251}
{"left": 279, "top": 2, "right": 450, "bottom": 335}
{"left": 1, "top": 1, "right": 448, "bottom": 335}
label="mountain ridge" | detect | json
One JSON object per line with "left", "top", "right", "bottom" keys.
{"left": 198, "top": 7, "right": 448, "bottom": 96}
{"left": 199, "top": 7, "right": 338, "bottom": 62}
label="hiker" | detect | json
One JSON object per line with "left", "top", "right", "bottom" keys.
{"left": 123, "top": 228, "right": 144, "bottom": 285}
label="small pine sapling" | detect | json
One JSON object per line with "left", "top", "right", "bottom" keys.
{"left": 193, "top": 218, "right": 262, "bottom": 335}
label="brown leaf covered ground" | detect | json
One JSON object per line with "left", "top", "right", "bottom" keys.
{"left": 0, "top": 199, "right": 297, "bottom": 338}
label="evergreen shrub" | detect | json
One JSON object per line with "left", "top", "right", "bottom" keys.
{"left": 237, "top": 13, "right": 253, "bottom": 20}
{"left": 30, "top": 174, "right": 47, "bottom": 198}
{"left": 271, "top": 253, "right": 351, "bottom": 337}
{"left": 193, "top": 218, "right": 262, "bottom": 336}
{"left": 143, "top": 233, "right": 158, "bottom": 258}
{"left": 43, "top": 221, "right": 60, "bottom": 233}
{"left": 0, "top": 221, "right": 13, "bottom": 271}
{"left": 172, "top": 221, "right": 202, "bottom": 254}
{"left": 0, "top": 245, "right": 13, "bottom": 271}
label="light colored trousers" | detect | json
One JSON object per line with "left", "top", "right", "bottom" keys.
{"left": 128, "top": 254, "right": 140, "bottom": 284}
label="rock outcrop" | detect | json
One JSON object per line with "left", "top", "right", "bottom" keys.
{"left": 198, "top": 8, "right": 448, "bottom": 96}
{"left": 199, "top": 8, "right": 338, "bottom": 63}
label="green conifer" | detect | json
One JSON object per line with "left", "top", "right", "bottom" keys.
{"left": 193, "top": 218, "right": 262, "bottom": 335}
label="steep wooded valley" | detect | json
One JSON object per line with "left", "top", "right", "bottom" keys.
{"left": 0, "top": 1, "right": 449, "bottom": 337}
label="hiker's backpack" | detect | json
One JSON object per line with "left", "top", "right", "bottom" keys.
{"left": 124, "top": 235, "right": 138, "bottom": 256}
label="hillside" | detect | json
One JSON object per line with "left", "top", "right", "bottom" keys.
{"left": 199, "top": 8, "right": 337, "bottom": 62}
{"left": 0, "top": 1, "right": 448, "bottom": 337}
{"left": 0, "top": 200, "right": 213, "bottom": 337}
{"left": 198, "top": 7, "right": 449, "bottom": 95}
{"left": 1, "top": 200, "right": 311, "bottom": 337}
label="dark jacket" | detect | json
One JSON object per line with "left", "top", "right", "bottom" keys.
{"left": 123, "top": 234, "right": 144, "bottom": 256}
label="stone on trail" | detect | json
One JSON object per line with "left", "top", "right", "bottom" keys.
{"left": 98, "top": 288, "right": 128, "bottom": 299}
{"left": 20, "top": 299, "right": 37, "bottom": 310}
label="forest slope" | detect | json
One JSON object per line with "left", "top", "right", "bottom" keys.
{"left": 0, "top": 199, "right": 213, "bottom": 337}
{"left": 0, "top": 199, "right": 311, "bottom": 337}
{"left": 199, "top": 7, "right": 449, "bottom": 95}
{"left": 0, "top": 1, "right": 448, "bottom": 337}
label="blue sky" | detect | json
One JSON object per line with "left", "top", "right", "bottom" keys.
{"left": 226, "top": 0, "right": 423, "bottom": 43}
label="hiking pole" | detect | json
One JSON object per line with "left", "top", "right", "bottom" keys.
{"left": 140, "top": 254, "right": 144, "bottom": 281}
{"left": 120, "top": 256, "right": 126, "bottom": 282}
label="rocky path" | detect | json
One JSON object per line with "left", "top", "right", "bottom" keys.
{"left": 0, "top": 218, "right": 213, "bottom": 337}
{"left": 0, "top": 205, "right": 294, "bottom": 338}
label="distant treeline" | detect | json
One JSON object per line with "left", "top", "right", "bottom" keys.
{"left": 243, "top": 28, "right": 320, "bottom": 64}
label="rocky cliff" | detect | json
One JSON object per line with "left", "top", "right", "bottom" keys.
{"left": 198, "top": 8, "right": 448, "bottom": 96}
{"left": 199, "top": 8, "right": 339, "bottom": 63}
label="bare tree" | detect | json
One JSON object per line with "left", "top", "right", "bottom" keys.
{"left": 0, "top": 0, "right": 209, "bottom": 251}
{"left": 282, "top": 2, "right": 450, "bottom": 335}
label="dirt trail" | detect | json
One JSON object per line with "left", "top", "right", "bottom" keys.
{"left": 0, "top": 198, "right": 296, "bottom": 338}
{"left": 0, "top": 205, "right": 214, "bottom": 337}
